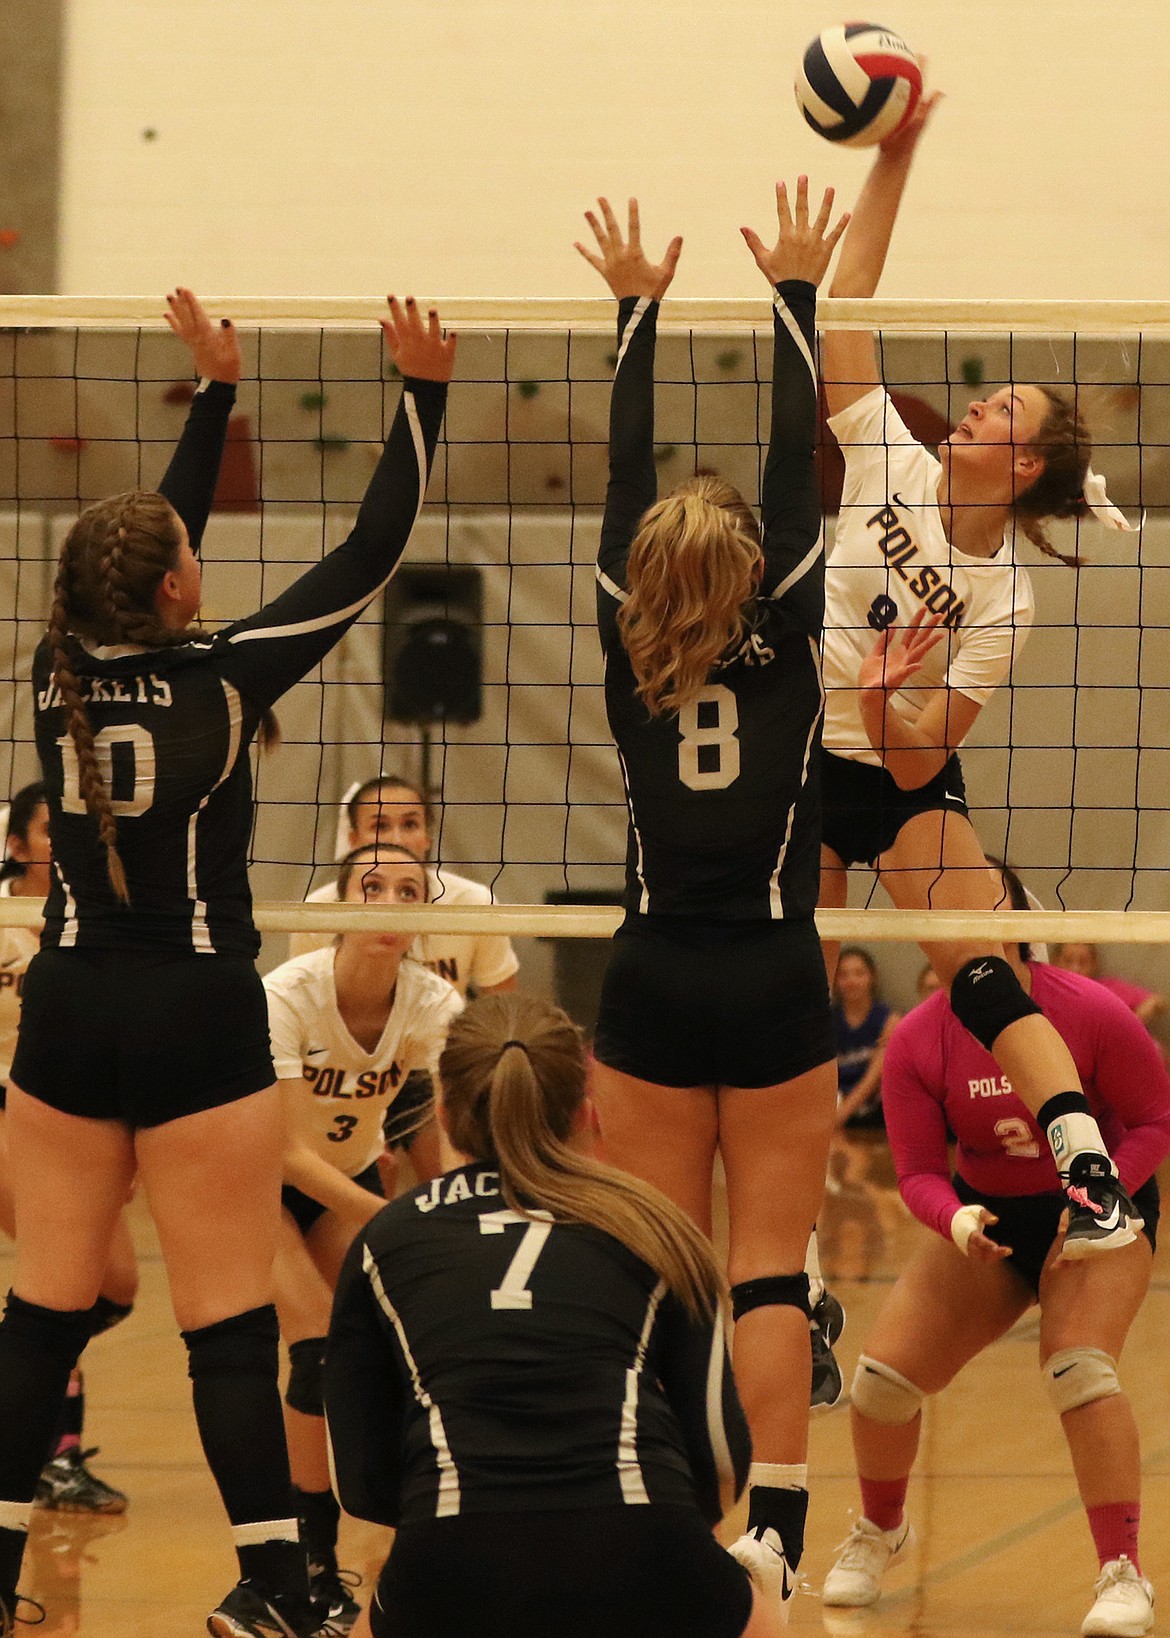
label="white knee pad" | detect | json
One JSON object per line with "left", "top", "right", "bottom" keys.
{"left": 1043, "top": 1347, "right": 1121, "bottom": 1416}
{"left": 850, "top": 1354, "right": 924, "bottom": 1425}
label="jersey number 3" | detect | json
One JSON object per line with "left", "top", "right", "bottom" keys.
{"left": 479, "top": 1209, "right": 554, "bottom": 1310}
{"left": 57, "top": 725, "right": 156, "bottom": 817}
{"left": 678, "top": 684, "right": 740, "bottom": 792}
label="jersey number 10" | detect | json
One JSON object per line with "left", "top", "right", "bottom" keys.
{"left": 677, "top": 684, "right": 740, "bottom": 792}
{"left": 57, "top": 726, "right": 156, "bottom": 817}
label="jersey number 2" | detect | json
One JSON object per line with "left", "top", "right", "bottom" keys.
{"left": 677, "top": 684, "right": 740, "bottom": 791}
{"left": 478, "top": 1209, "right": 553, "bottom": 1310}
{"left": 57, "top": 725, "right": 156, "bottom": 817}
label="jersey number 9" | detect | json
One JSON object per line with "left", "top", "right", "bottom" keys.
{"left": 677, "top": 684, "right": 740, "bottom": 792}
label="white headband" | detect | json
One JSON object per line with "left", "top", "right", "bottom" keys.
{"left": 1082, "top": 468, "right": 1135, "bottom": 532}
{"left": 334, "top": 781, "right": 362, "bottom": 862}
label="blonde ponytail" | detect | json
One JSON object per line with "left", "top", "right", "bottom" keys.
{"left": 617, "top": 474, "right": 761, "bottom": 718}
{"left": 440, "top": 994, "right": 726, "bottom": 1320}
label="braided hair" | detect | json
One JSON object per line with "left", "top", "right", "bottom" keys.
{"left": 48, "top": 491, "right": 277, "bottom": 904}
{"left": 1013, "top": 388, "right": 1092, "bottom": 567}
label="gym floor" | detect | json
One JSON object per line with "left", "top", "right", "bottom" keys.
{"left": 12, "top": 1135, "right": 1169, "bottom": 1636}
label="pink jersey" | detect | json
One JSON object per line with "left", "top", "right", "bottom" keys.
{"left": 1096, "top": 974, "right": 1155, "bottom": 1014}
{"left": 883, "top": 963, "right": 1170, "bottom": 1242}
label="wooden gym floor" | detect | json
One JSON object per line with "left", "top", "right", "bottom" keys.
{"left": 9, "top": 1136, "right": 1169, "bottom": 1636}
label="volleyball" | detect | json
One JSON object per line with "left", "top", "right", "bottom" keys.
{"left": 795, "top": 22, "right": 922, "bottom": 147}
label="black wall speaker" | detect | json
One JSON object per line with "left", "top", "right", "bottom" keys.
{"left": 383, "top": 565, "right": 483, "bottom": 725}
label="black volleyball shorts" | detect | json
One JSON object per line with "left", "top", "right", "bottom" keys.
{"left": 821, "top": 746, "right": 969, "bottom": 869}
{"left": 593, "top": 914, "right": 834, "bottom": 1089}
{"left": 11, "top": 947, "right": 275, "bottom": 1128}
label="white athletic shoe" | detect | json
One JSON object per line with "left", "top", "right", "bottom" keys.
{"left": 728, "top": 1528, "right": 795, "bottom": 1628}
{"left": 822, "top": 1515, "right": 913, "bottom": 1608}
{"left": 1082, "top": 1558, "right": 1154, "bottom": 1637}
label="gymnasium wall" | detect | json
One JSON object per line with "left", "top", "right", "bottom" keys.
{"left": 57, "top": 0, "right": 1170, "bottom": 301}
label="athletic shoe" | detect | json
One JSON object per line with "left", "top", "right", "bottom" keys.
{"left": 1061, "top": 1160, "right": 1142, "bottom": 1259}
{"left": 810, "top": 1288, "right": 846, "bottom": 1414}
{"left": 308, "top": 1560, "right": 361, "bottom": 1635}
{"left": 728, "top": 1527, "right": 795, "bottom": 1627}
{"left": 822, "top": 1515, "right": 913, "bottom": 1607}
{"left": 207, "top": 1580, "right": 316, "bottom": 1638}
{"left": 1081, "top": 1558, "right": 1154, "bottom": 1637}
{"left": 35, "top": 1447, "right": 128, "bottom": 1514}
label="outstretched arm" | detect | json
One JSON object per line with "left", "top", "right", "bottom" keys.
{"left": 216, "top": 298, "right": 455, "bottom": 710}
{"left": 576, "top": 198, "right": 681, "bottom": 593}
{"left": 822, "top": 91, "right": 941, "bottom": 417}
{"left": 158, "top": 287, "right": 241, "bottom": 552}
{"left": 742, "top": 177, "right": 848, "bottom": 629}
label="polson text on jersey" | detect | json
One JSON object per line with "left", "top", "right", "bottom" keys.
{"left": 969, "top": 1074, "right": 1013, "bottom": 1099}
{"left": 304, "top": 1063, "right": 404, "bottom": 1099}
{"left": 414, "top": 1168, "right": 503, "bottom": 1212}
{"left": 868, "top": 499, "right": 966, "bottom": 630}
{"left": 37, "top": 674, "right": 174, "bottom": 710}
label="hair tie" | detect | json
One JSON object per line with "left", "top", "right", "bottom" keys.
{"left": 1081, "top": 468, "right": 1135, "bottom": 532}
{"left": 501, "top": 1039, "right": 529, "bottom": 1054}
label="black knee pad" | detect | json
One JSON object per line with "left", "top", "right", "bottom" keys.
{"left": 285, "top": 1337, "right": 327, "bottom": 1417}
{"left": 2, "top": 1291, "right": 93, "bottom": 1371}
{"left": 949, "top": 955, "right": 1041, "bottom": 1051}
{"left": 88, "top": 1295, "right": 134, "bottom": 1337}
{"left": 731, "top": 1274, "right": 811, "bottom": 1323}
{"left": 181, "top": 1304, "right": 280, "bottom": 1383}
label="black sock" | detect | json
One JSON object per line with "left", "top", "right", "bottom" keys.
{"left": 748, "top": 1483, "right": 809, "bottom": 1570}
{"left": 1037, "top": 1092, "right": 1110, "bottom": 1177}
{"left": 181, "top": 1306, "right": 308, "bottom": 1612}
{"left": 51, "top": 1370, "right": 85, "bottom": 1457}
{"left": 0, "top": 1294, "right": 92, "bottom": 1597}
{"left": 296, "top": 1485, "right": 341, "bottom": 1573}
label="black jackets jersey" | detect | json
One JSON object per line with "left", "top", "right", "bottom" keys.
{"left": 34, "top": 374, "right": 446, "bottom": 957}
{"left": 326, "top": 1163, "right": 751, "bottom": 1528}
{"left": 597, "top": 285, "right": 825, "bottom": 921}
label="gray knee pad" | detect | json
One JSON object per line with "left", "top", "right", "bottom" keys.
{"left": 949, "top": 956, "right": 1041, "bottom": 1051}
{"left": 1044, "top": 1347, "right": 1120, "bottom": 1416}
{"left": 285, "top": 1336, "right": 327, "bottom": 1418}
{"left": 850, "top": 1354, "right": 924, "bottom": 1425}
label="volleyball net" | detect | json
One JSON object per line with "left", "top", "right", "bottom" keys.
{"left": 1, "top": 296, "right": 1168, "bottom": 950}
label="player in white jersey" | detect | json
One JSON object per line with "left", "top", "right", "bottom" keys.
{"left": 293, "top": 773, "right": 517, "bottom": 1189}
{"left": 291, "top": 774, "right": 518, "bottom": 996}
{"left": 263, "top": 844, "right": 462, "bottom": 1632}
{"left": 817, "top": 91, "right": 1140, "bottom": 1258}
{"left": 0, "top": 785, "right": 135, "bottom": 1517}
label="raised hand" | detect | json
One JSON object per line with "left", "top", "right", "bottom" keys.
{"left": 575, "top": 197, "right": 682, "bottom": 302}
{"left": 380, "top": 297, "right": 457, "bottom": 383}
{"left": 164, "top": 287, "right": 240, "bottom": 384}
{"left": 879, "top": 84, "right": 943, "bottom": 159}
{"left": 859, "top": 608, "right": 946, "bottom": 695}
{"left": 741, "top": 176, "right": 850, "bottom": 290}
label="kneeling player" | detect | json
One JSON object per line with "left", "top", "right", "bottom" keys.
{"left": 327, "top": 993, "right": 787, "bottom": 1638}
{"left": 263, "top": 845, "right": 462, "bottom": 1632}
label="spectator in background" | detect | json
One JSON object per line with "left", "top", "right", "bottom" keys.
{"left": 1053, "top": 944, "right": 1166, "bottom": 1034}
{"left": 833, "top": 948, "right": 900, "bottom": 1129}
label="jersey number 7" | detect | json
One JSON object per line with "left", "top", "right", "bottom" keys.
{"left": 478, "top": 1209, "right": 554, "bottom": 1310}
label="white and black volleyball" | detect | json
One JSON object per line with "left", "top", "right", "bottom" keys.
{"left": 795, "top": 22, "right": 922, "bottom": 148}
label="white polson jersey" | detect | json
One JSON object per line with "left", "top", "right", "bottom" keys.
{"left": 290, "top": 868, "right": 519, "bottom": 996}
{"left": 0, "top": 880, "right": 41, "bottom": 1084}
{"left": 264, "top": 946, "right": 463, "bottom": 1177}
{"left": 823, "top": 387, "right": 1035, "bottom": 767}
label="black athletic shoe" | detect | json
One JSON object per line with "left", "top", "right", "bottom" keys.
{"left": 207, "top": 1580, "right": 316, "bottom": 1638}
{"left": 1062, "top": 1158, "right": 1143, "bottom": 1259}
{"left": 308, "top": 1560, "right": 361, "bottom": 1636}
{"left": 810, "top": 1287, "right": 846, "bottom": 1414}
{"left": 35, "top": 1447, "right": 127, "bottom": 1515}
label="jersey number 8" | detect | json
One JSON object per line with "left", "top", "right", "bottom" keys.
{"left": 677, "top": 684, "right": 740, "bottom": 792}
